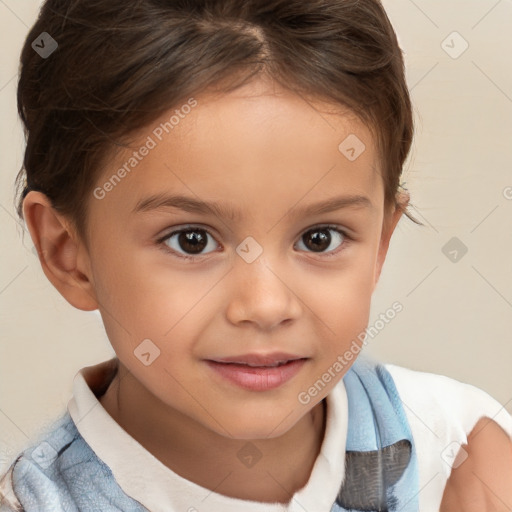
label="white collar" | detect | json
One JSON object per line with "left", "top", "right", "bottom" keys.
{"left": 67, "top": 357, "right": 348, "bottom": 512}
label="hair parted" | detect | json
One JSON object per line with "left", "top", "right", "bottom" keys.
{"left": 15, "top": 0, "right": 423, "bottom": 245}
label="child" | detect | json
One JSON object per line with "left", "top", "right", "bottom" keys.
{"left": 1, "top": 0, "right": 512, "bottom": 510}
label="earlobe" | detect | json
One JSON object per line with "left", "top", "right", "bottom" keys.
{"left": 22, "top": 191, "right": 98, "bottom": 311}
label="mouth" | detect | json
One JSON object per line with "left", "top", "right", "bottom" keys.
{"left": 208, "top": 352, "right": 307, "bottom": 367}
{"left": 205, "top": 354, "right": 309, "bottom": 391}
{"left": 217, "top": 360, "right": 293, "bottom": 368}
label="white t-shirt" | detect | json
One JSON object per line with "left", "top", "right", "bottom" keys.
{"left": 1, "top": 358, "right": 512, "bottom": 512}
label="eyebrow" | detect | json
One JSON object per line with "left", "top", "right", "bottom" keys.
{"left": 132, "top": 193, "right": 373, "bottom": 220}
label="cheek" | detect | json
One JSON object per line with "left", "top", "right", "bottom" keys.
{"left": 303, "top": 258, "right": 376, "bottom": 348}
{"left": 92, "top": 250, "right": 216, "bottom": 361}
{"left": 322, "top": 285, "right": 372, "bottom": 337}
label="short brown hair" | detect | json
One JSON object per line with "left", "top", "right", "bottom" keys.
{"left": 15, "top": 0, "right": 422, "bottom": 245}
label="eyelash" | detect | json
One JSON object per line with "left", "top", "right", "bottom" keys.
{"left": 156, "top": 224, "right": 352, "bottom": 262}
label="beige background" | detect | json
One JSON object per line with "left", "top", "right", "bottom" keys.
{"left": 1, "top": 0, "right": 511, "bottom": 473}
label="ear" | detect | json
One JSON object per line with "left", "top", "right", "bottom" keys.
{"left": 373, "top": 190, "right": 409, "bottom": 289}
{"left": 22, "top": 191, "right": 99, "bottom": 311}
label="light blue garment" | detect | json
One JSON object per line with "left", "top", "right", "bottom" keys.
{"left": 334, "top": 355, "right": 419, "bottom": 511}
{"left": 6, "top": 355, "right": 419, "bottom": 511}
{"left": 8, "top": 412, "right": 148, "bottom": 511}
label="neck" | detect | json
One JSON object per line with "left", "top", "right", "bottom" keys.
{"left": 99, "top": 361, "right": 327, "bottom": 504}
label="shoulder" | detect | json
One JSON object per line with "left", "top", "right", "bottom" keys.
{"left": 439, "top": 416, "right": 512, "bottom": 511}
{"left": 383, "top": 363, "right": 512, "bottom": 442}
{"left": 0, "top": 411, "right": 92, "bottom": 510}
{"left": 383, "top": 363, "right": 512, "bottom": 509}
{"left": 0, "top": 412, "right": 75, "bottom": 512}
{"left": 0, "top": 411, "right": 147, "bottom": 511}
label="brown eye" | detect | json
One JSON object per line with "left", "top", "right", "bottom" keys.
{"left": 296, "top": 226, "right": 347, "bottom": 255}
{"left": 177, "top": 230, "right": 208, "bottom": 254}
{"left": 161, "top": 227, "right": 219, "bottom": 258}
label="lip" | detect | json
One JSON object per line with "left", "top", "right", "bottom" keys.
{"left": 205, "top": 357, "right": 308, "bottom": 391}
{"left": 209, "top": 352, "right": 306, "bottom": 366}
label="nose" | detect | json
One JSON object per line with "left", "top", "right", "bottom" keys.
{"left": 225, "top": 254, "right": 303, "bottom": 331}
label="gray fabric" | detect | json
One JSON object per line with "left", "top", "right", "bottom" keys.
{"left": 337, "top": 440, "right": 412, "bottom": 511}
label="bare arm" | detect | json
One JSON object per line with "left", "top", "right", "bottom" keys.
{"left": 440, "top": 417, "right": 512, "bottom": 512}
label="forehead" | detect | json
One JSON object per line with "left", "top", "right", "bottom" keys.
{"left": 95, "top": 79, "right": 383, "bottom": 219}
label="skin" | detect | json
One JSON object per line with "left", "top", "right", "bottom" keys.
{"left": 440, "top": 417, "right": 512, "bottom": 511}
{"left": 22, "top": 77, "right": 512, "bottom": 505}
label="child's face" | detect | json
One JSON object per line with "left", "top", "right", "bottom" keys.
{"left": 78, "top": 78, "right": 403, "bottom": 439}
